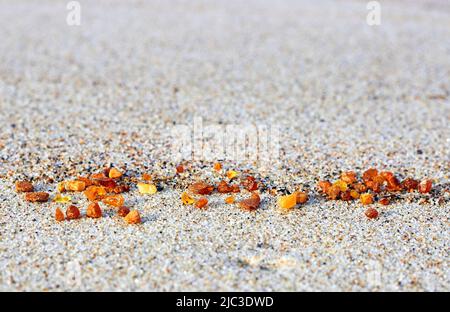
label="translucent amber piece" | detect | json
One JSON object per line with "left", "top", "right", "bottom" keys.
{"left": 53, "top": 193, "right": 72, "bottom": 203}
{"left": 125, "top": 210, "right": 141, "bottom": 224}
{"left": 213, "top": 162, "right": 222, "bottom": 171}
{"left": 84, "top": 186, "right": 107, "bottom": 201}
{"left": 137, "top": 182, "right": 157, "bottom": 195}
{"left": 86, "top": 202, "right": 102, "bottom": 218}
{"left": 239, "top": 193, "right": 260, "bottom": 211}
{"left": 278, "top": 193, "right": 297, "bottom": 209}
{"left": 296, "top": 191, "right": 308, "bottom": 204}
{"left": 195, "top": 197, "right": 208, "bottom": 209}
{"left": 109, "top": 167, "right": 123, "bottom": 179}
{"left": 226, "top": 170, "right": 239, "bottom": 180}
{"left": 360, "top": 193, "right": 374, "bottom": 205}
{"left": 55, "top": 207, "right": 65, "bottom": 222}
{"left": 340, "top": 171, "right": 357, "bottom": 184}
{"left": 181, "top": 192, "right": 194, "bottom": 205}
{"left": 333, "top": 180, "right": 348, "bottom": 192}
{"left": 225, "top": 196, "right": 235, "bottom": 204}
{"left": 102, "top": 195, "right": 125, "bottom": 207}
{"left": 65, "top": 180, "right": 86, "bottom": 192}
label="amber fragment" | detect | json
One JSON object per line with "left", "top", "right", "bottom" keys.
{"left": 317, "top": 181, "right": 332, "bottom": 193}
{"left": 109, "top": 167, "right": 123, "bottom": 179}
{"left": 102, "top": 194, "right": 125, "bottom": 207}
{"left": 176, "top": 165, "right": 184, "bottom": 173}
{"left": 225, "top": 196, "right": 235, "bottom": 204}
{"left": 363, "top": 168, "right": 379, "bottom": 183}
{"left": 340, "top": 171, "right": 357, "bottom": 184}
{"left": 124, "top": 210, "right": 141, "bottom": 224}
{"left": 55, "top": 207, "right": 65, "bottom": 222}
{"left": 118, "top": 206, "right": 130, "bottom": 217}
{"left": 188, "top": 181, "right": 214, "bottom": 195}
{"left": 181, "top": 192, "right": 195, "bottom": 205}
{"left": 195, "top": 197, "right": 208, "bottom": 209}
{"left": 213, "top": 162, "right": 222, "bottom": 171}
{"left": 86, "top": 202, "right": 102, "bottom": 218}
{"left": 66, "top": 205, "right": 81, "bottom": 220}
{"left": 401, "top": 178, "right": 419, "bottom": 192}
{"left": 84, "top": 186, "right": 107, "bottom": 201}
{"left": 365, "top": 207, "right": 379, "bottom": 219}
{"left": 15, "top": 181, "right": 34, "bottom": 193}
{"left": 25, "top": 192, "right": 50, "bottom": 203}
{"left": 217, "top": 181, "right": 233, "bottom": 193}
{"left": 296, "top": 191, "right": 308, "bottom": 204}
{"left": 278, "top": 193, "right": 297, "bottom": 209}
{"left": 379, "top": 198, "right": 390, "bottom": 206}
{"left": 239, "top": 193, "right": 261, "bottom": 211}
{"left": 360, "top": 193, "right": 374, "bottom": 205}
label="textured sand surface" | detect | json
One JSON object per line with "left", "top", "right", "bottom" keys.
{"left": 0, "top": 0, "right": 449, "bottom": 291}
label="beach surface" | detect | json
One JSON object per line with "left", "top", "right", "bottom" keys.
{"left": 0, "top": 0, "right": 449, "bottom": 291}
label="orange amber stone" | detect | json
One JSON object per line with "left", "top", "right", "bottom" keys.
{"left": 278, "top": 193, "right": 297, "bottom": 209}
{"left": 66, "top": 205, "right": 80, "bottom": 220}
{"left": 379, "top": 198, "right": 390, "bottom": 205}
{"left": 109, "top": 167, "right": 123, "bottom": 179}
{"left": 239, "top": 193, "right": 261, "bottom": 211}
{"left": 217, "top": 181, "right": 233, "bottom": 193}
{"left": 84, "top": 186, "right": 107, "bottom": 201}
{"left": 360, "top": 193, "right": 374, "bottom": 205}
{"left": 102, "top": 194, "right": 125, "bottom": 207}
{"left": 195, "top": 197, "right": 208, "bottom": 209}
{"left": 118, "top": 206, "right": 130, "bottom": 217}
{"left": 317, "top": 181, "right": 332, "bottom": 193}
{"left": 124, "top": 210, "right": 141, "bottom": 224}
{"left": 402, "top": 178, "right": 419, "bottom": 192}
{"left": 213, "top": 162, "right": 222, "bottom": 171}
{"left": 176, "top": 165, "right": 184, "bottom": 173}
{"left": 365, "top": 207, "right": 379, "bottom": 219}
{"left": 363, "top": 168, "right": 379, "bottom": 183}
{"left": 341, "top": 171, "right": 357, "bottom": 184}
{"left": 225, "top": 196, "right": 235, "bottom": 204}
{"left": 188, "top": 181, "right": 214, "bottom": 195}
{"left": 296, "top": 191, "right": 308, "bottom": 204}
{"left": 55, "top": 207, "right": 65, "bottom": 222}
{"left": 86, "top": 202, "right": 102, "bottom": 218}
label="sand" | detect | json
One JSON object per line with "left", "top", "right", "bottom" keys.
{"left": 0, "top": 0, "right": 449, "bottom": 291}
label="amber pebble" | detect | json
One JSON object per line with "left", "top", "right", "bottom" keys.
{"left": 66, "top": 205, "right": 81, "bottom": 220}
{"left": 217, "top": 181, "right": 233, "bottom": 193}
{"left": 296, "top": 191, "right": 308, "bottom": 204}
{"left": 239, "top": 193, "right": 261, "bottom": 211}
{"left": 15, "top": 181, "right": 34, "bottom": 193}
{"left": 25, "top": 192, "right": 50, "bottom": 203}
{"left": 317, "top": 181, "right": 332, "bottom": 193}
{"left": 363, "top": 168, "right": 379, "bottom": 183}
{"left": 195, "top": 197, "right": 208, "bottom": 209}
{"left": 118, "top": 206, "right": 131, "bottom": 217}
{"left": 326, "top": 185, "right": 341, "bottom": 200}
{"left": 55, "top": 207, "right": 65, "bottom": 222}
{"left": 401, "top": 178, "right": 419, "bottom": 192}
{"left": 188, "top": 181, "right": 214, "bottom": 195}
{"left": 109, "top": 167, "right": 123, "bottom": 179}
{"left": 176, "top": 165, "right": 184, "bottom": 173}
{"left": 86, "top": 202, "right": 102, "bottom": 218}
{"left": 340, "top": 171, "right": 357, "bottom": 184}
{"left": 360, "top": 193, "right": 374, "bottom": 205}
{"left": 225, "top": 196, "right": 235, "bottom": 204}
{"left": 340, "top": 190, "right": 352, "bottom": 201}
{"left": 102, "top": 194, "right": 125, "bottom": 207}
{"left": 278, "top": 193, "right": 297, "bottom": 209}
{"left": 124, "top": 210, "right": 141, "bottom": 224}
{"left": 365, "top": 207, "right": 379, "bottom": 219}
{"left": 379, "top": 198, "right": 390, "bottom": 205}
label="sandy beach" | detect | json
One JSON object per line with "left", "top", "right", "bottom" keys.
{"left": 0, "top": 0, "right": 449, "bottom": 291}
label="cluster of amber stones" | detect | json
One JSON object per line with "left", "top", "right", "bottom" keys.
{"left": 318, "top": 169, "right": 433, "bottom": 218}
{"left": 181, "top": 164, "right": 262, "bottom": 211}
